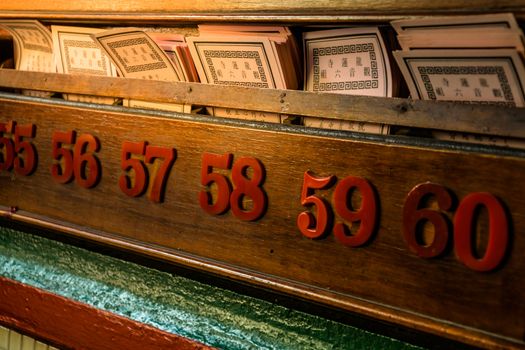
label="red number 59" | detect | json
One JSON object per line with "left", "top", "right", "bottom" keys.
{"left": 297, "top": 171, "right": 378, "bottom": 247}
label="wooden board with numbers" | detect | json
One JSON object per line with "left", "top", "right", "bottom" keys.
{"left": 0, "top": 94, "right": 524, "bottom": 349}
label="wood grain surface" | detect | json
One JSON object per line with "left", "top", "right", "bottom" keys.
{"left": 0, "top": 96, "right": 524, "bottom": 349}
{"left": 0, "top": 1, "right": 524, "bottom": 22}
{"left": 1, "top": 70, "right": 525, "bottom": 139}
{"left": 0, "top": 277, "right": 212, "bottom": 350}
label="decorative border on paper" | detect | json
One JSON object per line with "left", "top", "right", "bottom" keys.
{"left": 312, "top": 43, "right": 378, "bottom": 92}
{"left": 8, "top": 25, "right": 52, "bottom": 53}
{"left": 106, "top": 37, "right": 167, "bottom": 73}
{"left": 418, "top": 65, "right": 515, "bottom": 107}
{"left": 63, "top": 39, "right": 108, "bottom": 75}
{"left": 203, "top": 50, "right": 269, "bottom": 88}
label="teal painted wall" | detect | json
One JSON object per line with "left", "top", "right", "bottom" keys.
{"left": 0, "top": 227, "right": 421, "bottom": 350}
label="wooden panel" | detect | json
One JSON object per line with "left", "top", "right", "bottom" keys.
{"left": 1, "top": 70, "right": 525, "bottom": 138}
{"left": 0, "top": 96, "right": 524, "bottom": 348}
{"left": 0, "top": 277, "right": 211, "bottom": 350}
{"left": 0, "top": 0, "right": 524, "bottom": 22}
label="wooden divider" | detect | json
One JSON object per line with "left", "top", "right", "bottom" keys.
{"left": 0, "top": 94, "right": 523, "bottom": 348}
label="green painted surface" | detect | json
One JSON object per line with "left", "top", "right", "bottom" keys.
{"left": 0, "top": 227, "right": 421, "bottom": 350}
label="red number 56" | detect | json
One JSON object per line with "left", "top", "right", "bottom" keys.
{"left": 51, "top": 130, "right": 101, "bottom": 189}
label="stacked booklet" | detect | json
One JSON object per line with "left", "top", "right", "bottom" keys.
{"left": 0, "top": 18, "right": 524, "bottom": 147}
{"left": 148, "top": 32, "right": 199, "bottom": 83}
{"left": 302, "top": 27, "right": 397, "bottom": 134}
{"left": 392, "top": 14, "right": 525, "bottom": 147}
{"left": 52, "top": 25, "right": 118, "bottom": 104}
{"left": 0, "top": 20, "right": 54, "bottom": 97}
{"left": 186, "top": 24, "right": 301, "bottom": 123}
{"left": 93, "top": 28, "right": 195, "bottom": 113}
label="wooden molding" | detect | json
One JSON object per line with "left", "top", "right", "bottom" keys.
{"left": 1, "top": 70, "right": 525, "bottom": 138}
{"left": 0, "top": 276, "right": 212, "bottom": 350}
{"left": 0, "top": 1, "right": 524, "bottom": 22}
{"left": 0, "top": 95, "right": 524, "bottom": 348}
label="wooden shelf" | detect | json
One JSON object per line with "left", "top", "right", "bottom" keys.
{"left": 0, "top": 1, "right": 524, "bottom": 23}
{"left": 1, "top": 70, "right": 525, "bottom": 140}
{"left": 1, "top": 3, "right": 524, "bottom": 349}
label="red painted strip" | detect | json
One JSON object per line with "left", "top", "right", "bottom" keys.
{"left": 0, "top": 276, "right": 214, "bottom": 350}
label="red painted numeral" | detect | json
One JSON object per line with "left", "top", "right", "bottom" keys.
{"left": 297, "top": 171, "right": 335, "bottom": 239}
{"left": 199, "top": 152, "right": 267, "bottom": 221}
{"left": 0, "top": 121, "right": 37, "bottom": 175}
{"left": 119, "top": 141, "right": 176, "bottom": 203}
{"left": 51, "top": 130, "right": 75, "bottom": 183}
{"left": 51, "top": 131, "right": 101, "bottom": 188}
{"left": 333, "top": 176, "right": 378, "bottom": 247}
{"left": 402, "top": 183, "right": 453, "bottom": 258}
{"left": 230, "top": 157, "right": 267, "bottom": 221}
{"left": 454, "top": 193, "right": 509, "bottom": 272}
{"left": 13, "top": 123, "right": 38, "bottom": 176}
{"left": 74, "top": 134, "right": 101, "bottom": 189}
{"left": 297, "top": 171, "right": 378, "bottom": 246}
{"left": 0, "top": 121, "right": 14, "bottom": 171}
{"left": 119, "top": 141, "right": 148, "bottom": 197}
{"left": 403, "top": 183, "right": 509, "bottom": 271}
{"left": 199, "top": 152, "right": 232, "bottom": 215}
{"left": 144, "top": 146, "right": 176, "bottom": 203}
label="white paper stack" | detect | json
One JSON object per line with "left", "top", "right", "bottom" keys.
{"left": 52, "top": 25, "right": 118, "bottom": 104}
{"left": 302, "top": 27, "right": 396, "bottom": 134}
{"left": 93, "top": 28, "right": 192, "bottom": 113}
{"left": 0, "top": 20, "right": 55, "bottom": 97}
{"left": 186, "top": 25, "right": 301, "bottom": 123}
{"left": 391, "top": 13, "right": 525, "bottom": 148}
{"left": 148, "top": 32, "right": 199, "bottom": 83}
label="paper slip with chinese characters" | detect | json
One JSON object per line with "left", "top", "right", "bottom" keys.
{"left": 187, "top": 34, "right": 287, "bottom": 89}
{"left": 393, "top": 49, "right": 525, "bottom": 107}
{"left": 303, "top": 27, "right": 394, "bottom": 134}
{"left": 197, "top": 24, "right": 302, "bottom": 87}
{"left": 391, "top": 14, "right": 525, "bottom": 149}
{"left": 93, "top": 28, "right": 180, "bottom": 81}
{"left": 93, "top": 28, "right": 190, "bottom": 112}
{"left": 392, "top": 13, "right": 525, "bottom": 106}
{"left": 0, "top": 20, "right": 54, "bottom": 97}
{"left": 186, "top": 26, "right": 300, "bottom": 123}
{"left": 52, "top": 25, "right": 118, "bottom": 104}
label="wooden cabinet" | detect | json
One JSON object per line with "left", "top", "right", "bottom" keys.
{"left": 0, "top": 2, "right": 524, "bottom": 349}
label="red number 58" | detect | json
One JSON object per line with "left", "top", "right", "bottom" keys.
{"left": 199, "top": 152, "right": 267, "bottom": 221}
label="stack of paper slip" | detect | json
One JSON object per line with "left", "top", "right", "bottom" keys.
{"left": 148, "top": 32, "right": 199, "bottom": 83}
{"left": 52, "top": 25, "right": 119, "bottom": 104}
{"left": 391, "top": 13, "right": 525, "bottom": 148}
{"left": 0, "top": 20, "right": 55, "bottom": 97}
{"left": 302, "top": 27, "right": 398, "bottom": 134}
{"left": 186, "top": 25, "right": 301, "bottom": 123}
{"left": 392, "top": 13, "right": 525, "bottom": 107}
{"left": 93, "top": 28, "right": 192, "bottom": 113}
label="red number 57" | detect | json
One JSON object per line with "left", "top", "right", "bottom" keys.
{"left": 119, "top": 141, "right": 176, "bottom": 203}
